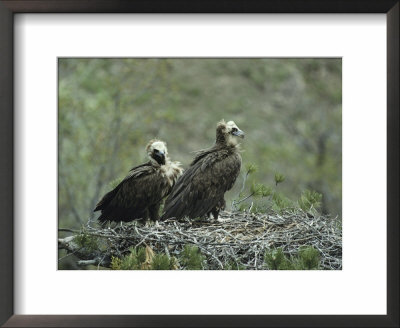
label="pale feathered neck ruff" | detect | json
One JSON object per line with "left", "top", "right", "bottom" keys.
{"left": 146, "top": 139, "right": 183, "bottom": 182}
{"left": 215, "top": 119, "right": 243, "bottom": 149}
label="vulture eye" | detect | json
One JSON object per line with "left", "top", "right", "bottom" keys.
{"left": 232, "top": 128, "right": 237, "bottom": 132}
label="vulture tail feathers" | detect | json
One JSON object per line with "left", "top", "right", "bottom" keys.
{"left": 93, "top": 187, "right": 119, "bottom": 212}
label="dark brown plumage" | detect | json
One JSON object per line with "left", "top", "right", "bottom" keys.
{"left": 94, "top": 139, "right": 183, "bottom": 223}
{"left": 161, "top": 120, "right": 244, "bottom": 221}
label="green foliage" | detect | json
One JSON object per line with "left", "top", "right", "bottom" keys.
{"left": 250, "top": 183, "right": 273, "bottom": 198}
{"left": 295, "top": 246, "right": 321, "bottom": 270}
{"left": 239, "top": 202, "right": 250, "bottom": 212}
{"left": 151, "top": 253, "right": 175, "bottom": 270}
{"left": 298, "top": 190, "right": 323, "bottom": 212}
{"left": 237, "top": 171, "right": 322, "bottom": 215}
{"left": 223, "top": 260, "right": 246, "bottom": 270}
{"left": 110, "top": 245, "right": 322, "bottom": 270}
{"left": 110, "top": 247, "right": 172, "bottom": 270}
{"left": 264, "top": 246, "right": 320, "bottom": 270}
{"left": 245, "top": 163, "right": 257, "bottom": 174}
{"left": 135, "top": 247, "right": 147, "bottom": 264}
{"left": 110, "top": 245, "right": 205, "bottom": 270}
{"left": 264, "top": 248, "right": 293, "bottom": 270}
{"left": 274, "top": 172, "right": 285, "bottom": 186}
{"left": 180, "top": 245, "right": 205, "bottom": 270}
{"left": 111, "top": 247, "right": 145, "bottom": 270}
{"left": 110, "top": 256, "right": 122, "bottom": 270}
{"left": 75, "top": 233, "right": 98, "bottom": 252}
{"left": 271, "top": 192, "right": 293, "bottom": 213}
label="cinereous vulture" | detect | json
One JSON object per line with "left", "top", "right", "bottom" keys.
{"left": 94, "top": 139, "right": 183, "bottom": 223}
{"left": 161, "top": 120, "right": 244, "bottom": 221}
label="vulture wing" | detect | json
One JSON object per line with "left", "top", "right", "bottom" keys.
{"left": 94, "top": 162, "right": 169, "bottom": 222}
{"left": 162, "top": 149, "right": 241, "bottom": 220}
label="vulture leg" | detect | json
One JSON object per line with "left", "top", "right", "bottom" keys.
{"left": 211, "top": 208, "right": 220, "bottom": 220}
{"left": 211, "top": 198, "right": 226, "bottom": 220}
{"left": 148, "top": 203, "right": 161, "bottom": 221}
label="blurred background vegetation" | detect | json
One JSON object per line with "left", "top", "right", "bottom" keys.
{"left": 58, "top": 58, "right": 341, "bottom": 233}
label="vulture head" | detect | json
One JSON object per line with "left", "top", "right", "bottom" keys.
{"left": 216, "top": 120, "right": 245, "bottom": 146}
{"left": 146, "top": 139, "right": 168, "bottom": 165}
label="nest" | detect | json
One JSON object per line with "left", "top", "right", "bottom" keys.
{"left": 60, "top": 210, "right": 342, "bottom": 270}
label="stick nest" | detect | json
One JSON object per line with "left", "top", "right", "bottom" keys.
{"left": 59, "top": 210, "right": 342, "bottom": 270}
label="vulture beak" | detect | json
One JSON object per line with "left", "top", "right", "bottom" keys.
{"left": 154, "top": 150, "right": 166, "bottom": 165}
{"left": 232, "top": 129, "right": 245, "bottom": 139}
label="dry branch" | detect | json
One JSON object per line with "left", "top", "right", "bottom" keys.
{"left": 58, "top": 210, "right": 342, "bottom": 270}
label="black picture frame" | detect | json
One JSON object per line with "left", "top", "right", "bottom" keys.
{"left": 0, "top": 1, "right": 398, "bottom": 327}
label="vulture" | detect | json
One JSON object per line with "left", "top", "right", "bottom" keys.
{"left": 94, "top": 139, "right": 183, "bottom": 223}
{"left": 161, "top": 120, "right": 244, "bottom": 221}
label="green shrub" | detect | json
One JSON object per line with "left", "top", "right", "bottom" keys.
{"left": 179, "top": 245, "right": 205, "bottom": 270}
{"left": 235, "top": 168, "right": 324, "bottom": 215}
{"left": 245, "top": 163, "right": 257, "bottom": 174}
{"left": 298, "top": 190, "right": 322, "bottom": 212}
{"left": 75, "top": 233, "right": 98, "bottom": 252}
{"left": 110, "top": 247, "right": 147, "bottom": 270}
{"left": 271, "top": 192, "right": 292, "bottom": 213}
{"left": 264, "top": 248, "right": 293, "bottom": 270}
{"left": 111, "top": 245, "right": 202, "bottom": 270}
{"left": 122, "top": 247, "right": 143, "bottom": 269}
{"left": 151, "top": 253, "right": 175, "bottom": 270}
{"left": 250, "top": 182, "right": 273, "bottom": 198}
{"left": 110, "top": 256, "right": 122, "bottom": 270}
{"left": 295, "top": 246, "right": 320, "bottom": 270}
{"left": 264, "top": 246, "right": 321, "bottom": 270}
{"left": 274, "top": 172, "right": 285, "bottom": 186}
{"left": 223, "top": 260, "right": 246, "bottom": 270}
